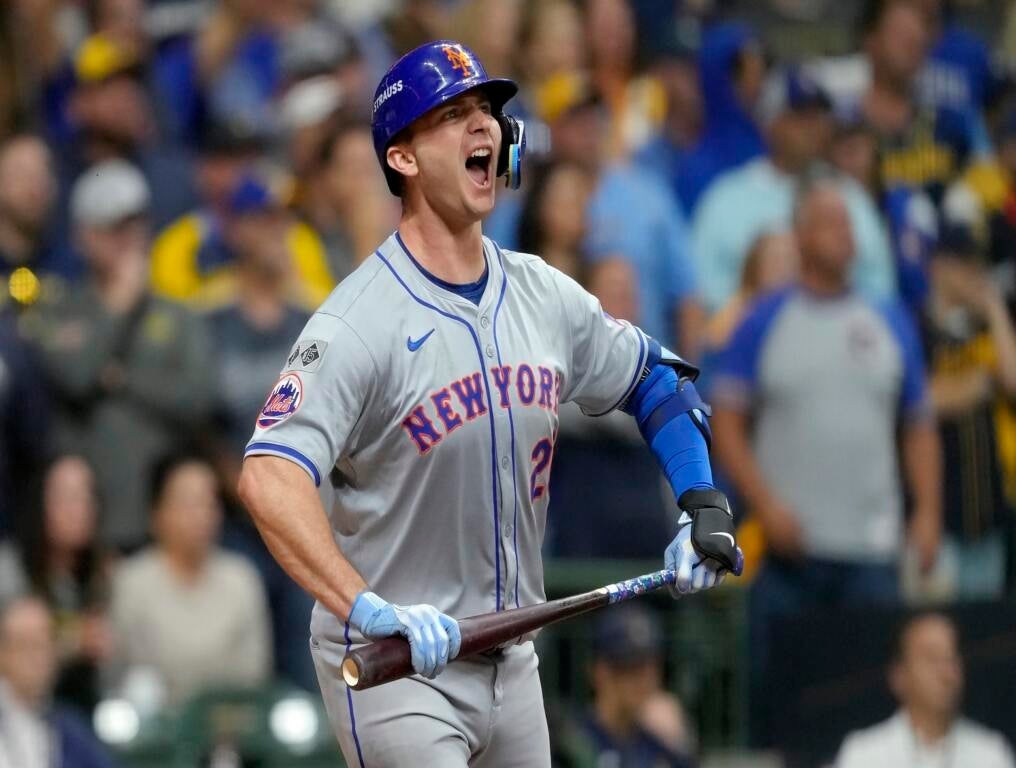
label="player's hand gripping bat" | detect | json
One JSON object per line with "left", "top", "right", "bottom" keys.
{"left": 342, "top": 552, "right": 744, "bottom": 691}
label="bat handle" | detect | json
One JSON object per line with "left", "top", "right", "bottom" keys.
{"left": 342, "top": 636, "right": 412, "bottom": 689}
{"left": 341, "top": 657, "right": 360, "bottom": 687}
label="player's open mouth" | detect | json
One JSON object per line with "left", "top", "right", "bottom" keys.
{"left": 465, "top": 146, "right": 492, "bottom": 188}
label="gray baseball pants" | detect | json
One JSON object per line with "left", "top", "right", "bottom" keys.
{"left": 311, "top": 634, "right": 551, "bottom": 767}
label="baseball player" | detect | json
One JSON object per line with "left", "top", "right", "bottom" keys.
{"left": 238, "top": 40, "right": 741, "bottom": 767}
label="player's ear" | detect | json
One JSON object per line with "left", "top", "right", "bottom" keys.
{"left": 386, "top": 143, "right": 418, "bottom": 182}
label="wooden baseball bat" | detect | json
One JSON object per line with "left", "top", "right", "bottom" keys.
{"left": 342, "top": 554, "right": 742, "bottom": 691}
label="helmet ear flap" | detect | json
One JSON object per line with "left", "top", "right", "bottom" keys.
{"left": 495, "top": 114, "right": 526, "bottom": 190}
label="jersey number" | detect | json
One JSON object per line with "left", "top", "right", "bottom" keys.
{"left": 530, "top": 438, "right": 554, "bottom": 501}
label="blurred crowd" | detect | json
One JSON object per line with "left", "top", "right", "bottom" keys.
{"left": 2, "top": 0, "right": 1016, "bottom": 765}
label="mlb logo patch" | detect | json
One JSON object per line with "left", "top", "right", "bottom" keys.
{"left": 286, "top": 340, "right": 328, "bottom": 372}
{"left": 258, "top": 373, "right": 303, "bottom": 429}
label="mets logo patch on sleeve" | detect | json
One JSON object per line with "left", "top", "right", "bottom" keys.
{"left": 258, "top": 373, "right": 303, "bottom": 429}
{"left": 285, "top": 340, "right": 328, "bottom": 372}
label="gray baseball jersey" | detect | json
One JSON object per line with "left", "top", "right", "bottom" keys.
{"left": 245, "top": 232, "right": 648, "bottom": 644}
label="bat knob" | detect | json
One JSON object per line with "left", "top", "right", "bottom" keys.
{"left": 733, "top": 548, "right": 745, "bottom": 577}
{"left": 342, "top": 657, "right": 361, "bottom": 687}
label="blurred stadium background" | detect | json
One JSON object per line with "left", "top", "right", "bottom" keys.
{"left": 1, "top": 0, "right": 1016, "bottom": 766}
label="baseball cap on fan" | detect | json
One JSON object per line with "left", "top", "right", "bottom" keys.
{"left": 70, "top": 159, "right": 150, "bottom": 227}
{"left": 592, "top": 604, "right": 664, "bottom": 666}
{"left": 758, "top": 66, "right": 832, "bottom": 125}
{"left": 74, "top": 33, "right": 142, "bottom": 85}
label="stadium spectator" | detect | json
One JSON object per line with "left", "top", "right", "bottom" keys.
{"left": 1, "top": 0, "right": 76, "bottom": 138}
{"left": 24, "top": 159, "right": 214, "bottom": 550}
{"left": 20, "top": 455, "right": 114, "bottom": 716}
{"left": 700, "top": 230, "right": 799, "bottom": 578}
{"left": 298, "top": 120, "right": 399, "bottom": 282}
{"left": 710, "top": 179, "right": 942, "bottom": 743}
{"left": 691, "top": 68, "right": 895, "bottom": 316}
{"left": 916, "top": 0, "right": 1001, "bottom": 133}
{"left": 676, "top": 22, "right": 767, "bottom": 213}
{"left": 563, "top": 605, "right": 695, "bottom": 768}
{"left": 201, "top": 193, "right": 317, "bottom": 690}
{"left": 921, "top": 230, "right": 1016, "bottom": 599}
{"left": 516, "top": 159, "right": 593, "bottom": 280}
{"left": 0, "top": 596, "right": 116, "bottom": 768}
{"left": 184, "top": 117, "right": 270, "bottom": 217}
{"left": 828, "top": 115, "right": 938, "bottom": 314}
{"left": 836, "top": 611, "right": 1016, "bottom": 768}
{"left": 941, "top": 106, "right": 1016, "bottom": 271}
{"left": 516, "top": 0, "right": 587, "bottom": 124}
{"left": 276, "top": 18, "right": 367, "bottom": 176}
{"left": 74, "top": 0, "right": 204, "bottom": 145}
{"left": 813, "top": 0, "right": 978, "bottom": 209}
{"left": 0, "top": 134, "right": 53, "bottom": 279}
{"left": 192, "top": 0, "right": 293, "bottom": 132}
{"left": 547, "top": 86, "right": 702, "bottom": 354}
{"left": 0, "top": 135, "right": 70, "bottom": 305}
{"left": 863, "top": 0, "right": 978, "bottom": 206}
{"left": 634, "top": 31, "right": 703, "bottom": 216}
{"left": 151, "top": 167, "right": 335, "bottom": 311}
{"left": 704, "top": 231, "right": 800, "bottom": 359}
{"left": 147, "top": 117, "right": 266, "bottom": 295}
{"left": 0, "top": 310, "right": 50, "bottom": 540}
{"left": 110, "top": 455, "right": 270, "bottom": 706}
{"left": 585, "top": 0, "right": 664, "bottom": 159}
{"left": 53, "top": 32, "right": 198, "bottom": 243}
{"left": 205, "top": 240, "right": 310, "bottom": 480}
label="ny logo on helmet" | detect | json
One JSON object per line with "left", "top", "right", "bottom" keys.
{"left": 442, "top": 45, "right": 474, "bottom": 78}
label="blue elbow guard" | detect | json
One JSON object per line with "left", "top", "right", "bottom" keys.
{"left": 623, "top": 340, "right": 713, "bottom": 497}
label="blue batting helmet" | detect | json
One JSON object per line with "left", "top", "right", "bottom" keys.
{"left": 371, "top": 40, "right": 525, "bottom": 195}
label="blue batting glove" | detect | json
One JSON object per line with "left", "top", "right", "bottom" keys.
{"left": 349, "top": 591, "right": 462, "bottom": 679}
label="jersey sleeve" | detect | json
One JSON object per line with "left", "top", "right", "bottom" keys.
{"left": 709, "top": 289, "right": 791, "bottom": 410}
{"left": 244, "top": 312, "right": 377, "bottom": 486}
{"left": 551, "top": 269, "right": 649, "bottom": 417}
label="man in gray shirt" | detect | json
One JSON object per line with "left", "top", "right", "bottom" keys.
{"left": 23, "top": 160, "right": 215, "bottom": 550}
{"left": 710, "top": 178, "right": 942, "bottom": 745}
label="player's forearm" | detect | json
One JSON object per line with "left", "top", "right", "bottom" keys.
{"left": 710, "top": 406, "right": 778, "bottom": 513}
{"left": 902, "top": 418, "right": 943, "bottom": 523}
{"left": 238, "top": 455, "right": 367, "bottom": 620}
